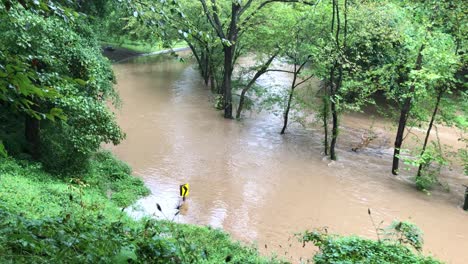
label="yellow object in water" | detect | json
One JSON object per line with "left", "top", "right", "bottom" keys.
{"left": 180, "top": 183, "right": 189, "bottom": 199}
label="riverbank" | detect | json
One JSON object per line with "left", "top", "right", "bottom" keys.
{"left": 0, "top": 153, "right": 277, "bottom": 263}
{"left": 102, "top": 44, "right": 190, "bottom": 63}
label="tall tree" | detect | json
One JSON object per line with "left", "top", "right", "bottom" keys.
{"left": 0, "top": 1, "right": 124, "bottom": 166}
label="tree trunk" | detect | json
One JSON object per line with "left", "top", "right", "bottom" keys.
{"left": 187, "top": 41, "right": 207, "bottom": 83}
{"left": 236, "top": 76, "right": 260, "bottom": 119}
{"left": 202, "top": 51, "right": 210, "bottom": 86}
{"left": 322, "top": 95, "right": 329, "bottom": 156}
{"left": 329, "top": 62, "right": 343, "bottom": 161}
{"left": 236, "top": 89, "right": 248, "bottom": 119}
{"left": 281, "top": 71, "right": 297, "bottom": 134}
{"left": 392, "top": 112, "right": 407, "bottom": 175}
{"left": 392, "top": 45, "right": 424, "bottom": 175}
{"left": 220, "top": 3, "right": 241, "bottom": 119}
{"left": 330, "top": 100, "right": 338, "bottom": 160}
{"left": 222, "top": 45, "right": 234, "bottom": 119}
{"left": 463, "top": 186, "right": 468, "bottom": 211}
{"left": 417, "top": 90, "right": 443, "bottom": 177}
{"left": 25, "top": 116, "right": 40, "bottom": 159}
{"left": 209, "top": 64, "right": 216, "bottom": 93}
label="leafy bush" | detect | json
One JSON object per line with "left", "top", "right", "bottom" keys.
{"left": 414, "top": 144, "right": 448, "bottom": 192}
{"left": 382, "top": 221, "right": 424, "bottom": 251}
{"left": 39, "top": 123, "right": 90, "bottom": 175}
{"left": 299, "top": 226, "right": 441, "bottom": 264}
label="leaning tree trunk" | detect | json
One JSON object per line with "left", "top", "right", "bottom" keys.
{"left": 417, "top": 89, "right": 443, "bottom": 177}
{"left": 186, "top": 41, "right": 207, "bottom": 84}
{"left": 392, "top": 45, "right": 424, "bottom": 175}
{"left": 236, "top": 54, "right": 277, "bottom": 119}
{"left": 281, "top": 71, "right": 298, "bottom": 134}
{"left": 236, "top": 70, "right": 265, "bottom": 119}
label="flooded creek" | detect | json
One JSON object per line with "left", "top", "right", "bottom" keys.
{"left": 109, "top": 55, "right": 467, "bottom": 263}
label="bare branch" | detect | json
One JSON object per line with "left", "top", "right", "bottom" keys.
{"left": 295, "top": 74, "right": 315, "bottom": 88}
{"left": 266, "top": 69, "right": 295, "bottom": 74}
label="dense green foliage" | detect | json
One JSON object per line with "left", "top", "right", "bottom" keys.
{"left": 0, "top": 1, "right": 124, "bottom": 166}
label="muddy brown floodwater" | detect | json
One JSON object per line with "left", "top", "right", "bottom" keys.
{"left": 108, "top": 55, "right": 468, "bottom": 263}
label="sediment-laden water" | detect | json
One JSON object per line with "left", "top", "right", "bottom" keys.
{"left": 109, "top": 55, "right": 467, "bottom": 263}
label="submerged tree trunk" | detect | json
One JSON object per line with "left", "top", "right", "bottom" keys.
{"left": 236, "top": 87, "right": 249, "bottom": 119}
{"left": 322, "top": 95, "right": 330, "bottom": 155}
{"left": 209, "top": 64, "right": 216, "bottom": 93}
{"left": 463, "top": 186, "right": 468, "bottom": 211}
{"left": 25, "top": 116, "right": 40, "bottom": 159}
{"left": 327, "top": 0, "right": 347, "bottom": 161}
{"left": 392, "top": 110, "right": 408, "bottom": 175}
{"left": 330, "top": 62, "right": 343, "bottom": 161}
{"left": 220, "top": 3, "right": 241, "bottom": 119}
{"left": 202, "top": 50, "right": 210, "bottom": 86}
{"left": 199, "top": 0, "right": 239, "bottom": 118}
{"left": 186, "top": 41, "right": 208, "bottom": 84}
{"left": 280, "top": 88, "right": 295, "bottom": 134}
{"left": 281, "top": 68, "right": 298, "bottom": 134}
{"left": 392, "top": 45, "right": 424, "bottom": 175}
{"left": 416, "top": 89, "right": 443, "bottom": 177}
{"left": 223, "top": 45, "right": 234, "bottom": 119}
{"left": 329, "top": 101, "right": 339, "bottom": 160}
{"left": 236, "top": 54, "right": 277, "bottom": 119}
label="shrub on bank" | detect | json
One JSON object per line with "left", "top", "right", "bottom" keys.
{"left": 299, "top": 229, "right": 441, "bottom": 264}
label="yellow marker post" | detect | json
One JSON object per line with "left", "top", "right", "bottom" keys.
{"left": 180, "top": 183, "right": 189, "bottom": 201}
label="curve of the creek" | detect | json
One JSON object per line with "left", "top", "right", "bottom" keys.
{"left": 108, "top": 54, "right": 467, "bottom": 263}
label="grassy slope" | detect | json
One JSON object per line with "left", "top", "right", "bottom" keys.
{"left": 0, "top": 153, "right": 278, "bottom": 263}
